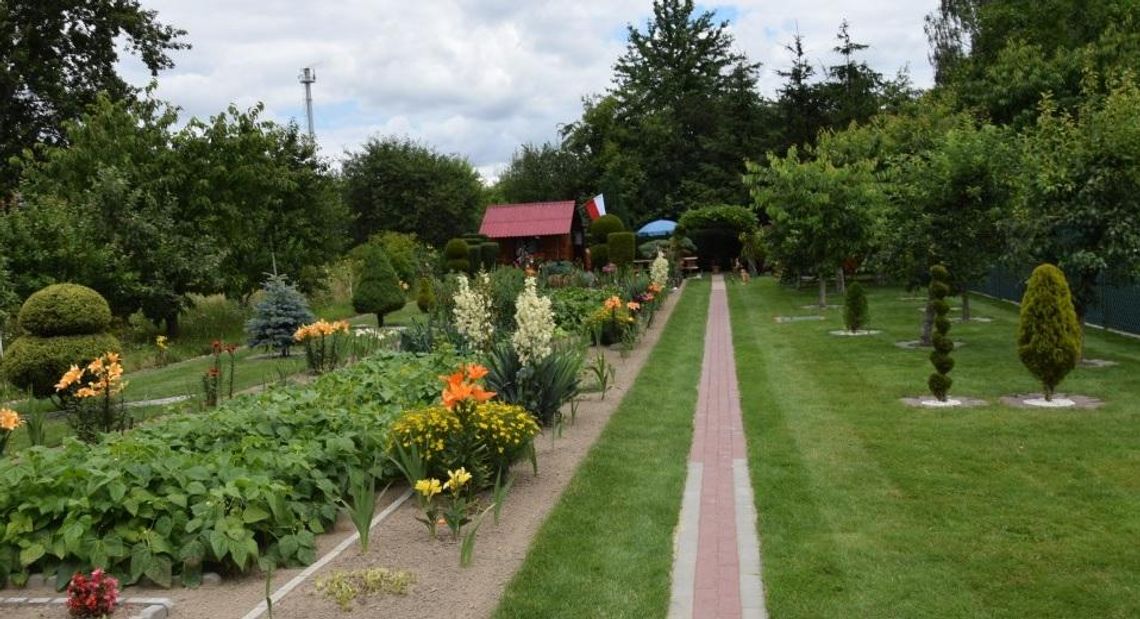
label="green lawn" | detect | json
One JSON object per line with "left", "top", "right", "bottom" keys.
{"left": 495, "top": 279, "right": 711, "bottom": 618}
{"left": 729, "top": 277, "right": 1140, "bottom": 618}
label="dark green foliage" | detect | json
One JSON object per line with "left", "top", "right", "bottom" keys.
{"left": 18, "top": 284, "right": 112, "bottom": 336}
{"left": 416, "top": 277, "right": 437, "bottom": 314}
{"left": 589, "top": 215, "right": 626, "bottom": 245}
{"left": 496, "top": 142, "right": 591, "bottom": 203}
{"left": 589, "top": 244, "right": 610, "bottom": 269}
{"left": 843, "top": 282, "right": 869, "bottom": 332}
{"left": 1017, "top": 263, "right": 1082, "bottom": 400}
{"left": 0, "top": 350, "right": 458, "bottom": 587}
{"left": 245, "top": 275, "right": 315, "bottom": 357}
{"left": 480, "top": 242, "right": 501, "bottom": 271}
{"left": 443, "top": 238, "right": 471, "bottom": 273}
{"left": 607, "top": 232, "right": 636, "bottom": 267}
{"left": 677, "top": 204, "right": 757, "bottom": 233}
{"left": 489, "top": 267, "right": 526, "bottom": 330}
{"left": 686, "top": 228, "right": 742, "bottom": 270}
{"left": 353, "top": 247, "right": 405, "bottom": 327}
{"left": 1, "top": 333, "right": 120, "bottom": 398}
{"left": 484, "top": 341, "right": 583, "bottom": 426}
{"left": 927, "top": 265, "right": 955, "bottom": 401}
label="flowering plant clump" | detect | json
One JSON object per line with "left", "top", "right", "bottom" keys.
{"left": 413, "top": 466, "right": 476, "bottom": 539}
{"left": 511, "top": 276, "right": 555, "bottom": 366}
{"left": 452, "top": 274, "right": 494, "bottom": 350}
{"left": 55, "top": 352, "right": 129, "bottom": 443}
{"left": 155, "top": 335, "right": 169, "bottom": 367}
{"left": 389, "top": 364, "right": 537, "bottom": 487}
{"left": 201, "top": 340, "right": 238, "bottom": 407}
{"left": 585, "top": 297, "right": 638, "bottom": 346}
{"left": 0, "top": 407, "right": 24, "bottom": 456}
{"left": 294, "top": 319, "right": 351, "bottom": 374}
{"left": 66, "top": 568, "right": 119, "bottom": 618}
{"left": 650, "top": 251, "right": 670, "bottom": 289}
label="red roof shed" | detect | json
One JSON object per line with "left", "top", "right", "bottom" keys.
{"left": 478, "top": 201, "right": 585, "bottom": 263}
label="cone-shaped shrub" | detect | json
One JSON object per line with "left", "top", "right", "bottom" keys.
{"left": 607, "top": 232, "right": 636, "bottom": 267}
{"left": 589, "top": 214, "right": 624, "bottom": 245}
{"left": 1017, "top": 263, "right": 1081, "bottom": 400}
{"left": 353, "top": 246, "right": 406, "bottom": 327}
{"left": 246, "top": 274, "right": 315, "bottom": 357}
{"left": 843, "top": 282, "right": 869, "bottom": 332}
{"left": 927, "top": 265, "right": 955, "bottom": 401}
{"left": 443, "top": 238, "right": 470, "bottom": 273}
{"left": 415, "top": 276, "right": 436, "bottom": 313}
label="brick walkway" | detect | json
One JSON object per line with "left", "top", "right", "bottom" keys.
{"left": 669, "top": 276, "right": 766, "bottom": 619}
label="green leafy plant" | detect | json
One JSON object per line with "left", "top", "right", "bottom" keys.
{"left": 586, "top": 342, "right": 616, "bottom": 399}
{"left": 492, "top": 470, "right": 515, "bottom": 525}
{"left": 460, "top": 504, "right": 495, "bottom": 568}
{"left": 1017, "top": 263, "right": 1082, "bottom": 400}
{"left": 341, "top": 470, "right": 388, "bottom": 554}
{"left": 844, "top": 281, "right": 870, "bottom": 332}
{"left": 484, "top": 340, "right": 583, "bottom": 426}
{"left": 928, "top": 265, "right": 955, "bottom": 401}
{"left": 315, "top": 568, "right": 414, "bottom": 611}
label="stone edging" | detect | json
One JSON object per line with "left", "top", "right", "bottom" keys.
{"left": 0, "top": 596, "right": 172, "bottom": 619}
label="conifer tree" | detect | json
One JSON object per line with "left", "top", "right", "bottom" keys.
{"left": 927, "top": 265, "right": 955, "bottom": 401}
{"left": 245, "top": 274, "right": 314, "bottom": 357}
{"left": 353, "top": 246, "right": 405, "bottom": 327}
{"left": 843, "top": 282, "right": 869, "bottom": 332}
{"left": 1017, "top": 264, "right": 1081, "bottom": 400}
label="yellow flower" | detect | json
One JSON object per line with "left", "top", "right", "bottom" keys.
{"left": 445, "top": 467, "right": 472, "bottom": 491}
{"left": 414, "top": 478, "right": 443, "bottom": 498}
{"left": 0, "top": 408, "right": 23, "bottom": 432}
{"left": 155, "top": 335, "right": 168, "bottom": 350}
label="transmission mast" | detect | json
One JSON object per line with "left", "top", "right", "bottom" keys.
{"left": 299, "top": 67, "right": 316, "bottom": 139}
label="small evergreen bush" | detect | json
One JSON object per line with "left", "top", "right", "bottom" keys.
{"left": 843, "top": 282, "right": 869, "bottom": 332}
{"left": 479, "top": 242, "right": 500, "bottom": 271}
{"left": 607, "top": 232, "right": 636, "bottom": 267}
{"left": 589, "top": 214, "right": 625, "bottom": 245}
{"left": 415, "top": 276, "right": 436, "bottom": 313}
{"left": 245, "top": 274, "right": 315, "bottom": 357}
{"left": 1017, "top": 263, "right": 1081, "bottom": 400}
{"left": 927, "top": 265, "right": 955, "bottom": 401}
{"left": 589, "top": 244, "right": 609, "bottom": 270}
{"left": 18, "top": 284, "right": 112, "bottom": 336}
{"left": 443, "top": 238, "right": 470, "bottom": 273}
{"left": 353, "top": 246, "right": 405, "bottom": 326}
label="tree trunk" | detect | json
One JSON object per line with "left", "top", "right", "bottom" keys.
{"left": 818, "top": 276, "right": 828, "bottom": 308}
{"left": 164, "top": 312, "right": 180, "bottom": 338}
{"left": 377, "top": 313, "right": 385, "bottom": 327}
{"left": 960, "top": 291, "right": 971, "bottom": 322}
{"left": 836, "top": 267, "right": 846, "bottom": 294}
{"left": 920, "top": 303, "right": 934, "bottom": 346}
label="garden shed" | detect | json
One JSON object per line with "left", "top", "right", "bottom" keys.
{"left": 478, "top": 200, "right": 586, "bottom": 264}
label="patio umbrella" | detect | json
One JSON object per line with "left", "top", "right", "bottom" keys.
{"left": 636, "top": 219, "right": 677, "bottom": 237}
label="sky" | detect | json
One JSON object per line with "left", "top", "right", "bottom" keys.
{"left": 121, "top": 1, "right": 939, "bottom": 182}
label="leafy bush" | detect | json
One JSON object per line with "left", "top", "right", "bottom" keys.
{"left": 478, "top": 242, "right": 500, "bottom": 271}
{"left": 927, "top": 265, "right": 955, "bottom": 401}
{"left": 389, "top": 401, "right": 538, "bottom": 488}
{"left": 584, "top": 298, "right": 638, "bottom": 346}
{"left": 484, "top": 340, "right": 583, "bottom": 426}
{"left": 488, "top": 267, "right": 525, "bottom": 331}
{"left": 367, "top": 231, "right": 420, "bottom": 284}
{"left": 548, "top": 287, "right": 614, "bottom": 333}
{"left": 415, "top": 276, "right": 436, "bottom": 313}
{"left": 0, "top": 350, "right": 459, "bottom": 588}
{"left": 245, "top": 274, "right": 314, "bottom": 357}
{"left": 607, "top": 232, "right": 636, "bottom": 267}
{"left": 443, "top": 238, "right": 470, "bottom": 273}
{"left": 353, "top": 246, "right": 405, "bottom": 326}
{"left": 589, "top": 244, "right": 609, "bottom": 269}
{"left": 18, "top": 284, "right": 112, "bottom": 336}
{"left": 678, "top": 205, "right": 757, "bottom": 270}
{"left": 843, "top": 282, "right": 869, "bottom": 332}
{"left": 589, "top": 214, "right": 625, "bottom": 245}
{"left": 1017, "top": 263, "right": 1082, "bottom": 400}
{"left": 1, "top": 333, "right": 121, "bottom": 398}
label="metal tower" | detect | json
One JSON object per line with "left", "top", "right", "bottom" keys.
{"left": 299, "top": 67, "right": 316, "bottom": 139}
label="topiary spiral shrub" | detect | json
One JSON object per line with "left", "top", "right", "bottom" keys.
{"left": 1017, "top": 263, "right": 1081, "bottom": 400}
{"left": 927, "top": 265, "right": 955, "bottom": 401}
{"left": 607, "top": 232, "right": 636, "bottom": 268}
{"left": 589, "top": 214, "right": 625, "bottom": 245}
{"left": 415, "top": 276, "right": 437, "bottom": 313}
{"left": 843, "top": 282, "right": 869, "bottom": 332}
{"left": 443, "top": 238, "right": 470, "bottom": 273}
{"left": 1, "top": 283, "right": 121, "bottom": 397}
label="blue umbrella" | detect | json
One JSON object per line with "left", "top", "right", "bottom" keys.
{"left": 636, "top": 219, "right": 677, "bottom": 237}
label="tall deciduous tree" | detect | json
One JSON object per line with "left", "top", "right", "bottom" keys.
{"left": 495, "top": 142, "right": 589, "bottom": 204}
{"left": 342, "top": 137, "right": 485, "bottom": 247}
{"left": 0, "top": 0, "right": 188, "bottom": 196}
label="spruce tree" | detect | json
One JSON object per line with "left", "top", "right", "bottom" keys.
{"left": 245, "top": 274, "right": 315, "bottom": 357}
{"left": 843, "top": 281, "right": 869, "bottom": 332}
{"left": 353, "top": 246, "right": 405, "bottom": 326}
{"left": 927, "top": 265, "right": 955, "bottom": 401}
{"left": 1017, "top": 264, "right": 1081, "bottom": 400}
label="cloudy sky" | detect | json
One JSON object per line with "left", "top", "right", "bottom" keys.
{"left": 122, "top": 1, "right": 938, "bottom": 181}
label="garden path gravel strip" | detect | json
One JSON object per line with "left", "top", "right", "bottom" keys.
{"left": 669, "top": 276, "right": 766, "bottom": 619}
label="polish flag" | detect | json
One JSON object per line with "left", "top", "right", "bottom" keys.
{"left": 583, "top": 194, "right": 606, "bottom": 220}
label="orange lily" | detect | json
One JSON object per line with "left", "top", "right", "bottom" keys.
{"left": 465, "top": 364, "right": 488, "bottom": 380}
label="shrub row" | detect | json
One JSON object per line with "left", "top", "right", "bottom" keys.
{"left": 0, "top": 349, "right": 460, "bottom": 589}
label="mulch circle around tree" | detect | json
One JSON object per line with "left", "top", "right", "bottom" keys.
{"left": 999, "top": 394, "right": 1104, "bottom": 409}
{"left": 1080, "top": 358, "right": 1119, "bottom": 368}
{"left": 829, "top": 329, "right": 881, "bottom": 336}
{"left": 774, "top": 315, "right": 826, "bottom": 323}
{"left": 900, "top": 396, "right": 988, "bottom": 408}
{"left": 959, "top": 316, "right": 993, "bottom": 323}
{"left": 895, "top": 340, "right": 966, "bottom": 350}
{"left": 800, "top": 304, "right": 843, "bottom": 310}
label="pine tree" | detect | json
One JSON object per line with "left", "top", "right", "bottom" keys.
{"left": 245, "top": 274, "right": 315, "bottom": 357}
{"left": 927, "top": 265, "right": 955, "bottom": 401}
{"left": 1017, "top": 263, "right": 1081, "bottom": 400}
{"left": 353, "top": 246, "right": 405, "bottom": 326}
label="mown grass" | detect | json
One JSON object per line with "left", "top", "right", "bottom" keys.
{"left": 495, "top": 279, "right": 711, "bottom": 619}
{"left": 728, "top": 277, "right": 1140, "bottom": 618}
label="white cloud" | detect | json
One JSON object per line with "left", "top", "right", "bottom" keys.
{"left": 124, "top": 1, "right": 938, "bottom": 179}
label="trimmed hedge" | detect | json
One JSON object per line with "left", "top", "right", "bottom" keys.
{"left": 607, "top": 232, "right": 636, "bottom": 267}
{"left": 2, "top": 333, "right": 121, "bottom": 398}
{"left": 443, "top": 238, "right": 470, "bottom": 273}
{"left": 18, "top": 284, "right": 112, "bottom": 337}
{"left": 479, "top": 242, "right": 501, "bottom": 270}
{"left": 589, "top": 244, "right": 609, "bottom": 269}
{"left": 589, "top": 214, "right": 625, "bottom": 245}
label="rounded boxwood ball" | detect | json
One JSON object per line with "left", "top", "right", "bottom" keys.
{"left": 18, "top": 283, "right": 112, "bottom": 336}
{"left": 2, "top": 333, "right": 121, "bottom": 398}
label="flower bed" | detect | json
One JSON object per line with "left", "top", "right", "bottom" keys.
{"left": 0, "top": 350, "right": 460, "bottom": 589}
